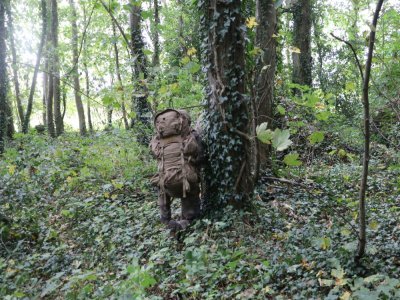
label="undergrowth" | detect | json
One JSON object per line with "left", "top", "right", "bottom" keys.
{"left": 0, "top": 130, "right": 399, "bottom": 299}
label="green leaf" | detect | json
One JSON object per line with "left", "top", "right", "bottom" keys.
{"left": 143, "top": 49, "right": 153, "bottom": 55}
{"left": 141, "top": 10, "right": 152, "bottom": 19}
{"left": 345, "top": 82, "right": 356, "bottom": 92}
{"left": 309, "top": 131, "right": 325, "bottom": 145}
{"left": 316, "top": 111, "right": 331, "bottom": 121}
{"left": 256, "top": 122, "right": 273, "bottom": 144}
{"left": 189, "top": 62, "right": 201, "bottom": 74}
{"left": 102, "top": 94, "right": 114, "bottom": 106}
{"left": 277, "top": 105, "right": 286, "bottom": 115}
{"left": 331, "top": 267, "right": 345, "bottom": 279}
{"left": 272, "top": 128, "right": 292, "bottom": 151}
{"left": 283, "top": 153, "right": 302, "bottom": 166}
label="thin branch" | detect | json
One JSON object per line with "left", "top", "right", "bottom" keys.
{"left": 63, "top": 0, "right": 97, "bottom": 78}
{"left": 17, "top": 62, "right": 105, "bottom": 108}
{"left": 330, "top": 32, "right": 364, "bottom": 81}
{"left": 99, "top": 0, "right": 131, "bottom": 54}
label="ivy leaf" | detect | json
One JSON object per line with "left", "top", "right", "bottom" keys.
{"left": 309, "top": 131, "right": 325, "bottom": 145}
{"left": 284, "top": 153, "right": 302, "bottom": 166}
{"left": 331, "top": 267, "right": 345, "bottom": 279}
{"left": 272, "top": 129, "right": 292, "bottom": 151}
{"left": 256, "top": 122, "right": 273, "bottom": 144}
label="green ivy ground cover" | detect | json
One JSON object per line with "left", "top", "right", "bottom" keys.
{"left": 1, "top": 131, "right": 399, "bottom": 299}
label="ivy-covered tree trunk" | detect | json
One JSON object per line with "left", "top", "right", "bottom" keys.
{"left": 0, "top": 1, "right": 7, "bottom": 153}
{"left": 129, "top": 3, "right": 149, "bottom": 127}
{"left": 202, "top": 0, "right": 254, "bottom": 206}
{"left": 292, "top": 0, "right": 312, "bottom": 86}
{"left": 23, "top": 0, "right": 47, "bottom": 134}
{"left": 254, "top": 0, "right": 277, "bottom": 165}
{"left": 69, "top": 0, "right": 87, "bottom": 136}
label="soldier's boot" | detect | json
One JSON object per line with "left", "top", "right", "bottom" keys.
{"left": 158, "top": 192, "right": 172, "bottom": 225}
{"left": 180, "top": 188, "right": 201, "bottom": 229}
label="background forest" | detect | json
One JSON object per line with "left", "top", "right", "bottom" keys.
{"left": 0, "top": 0, "right": 399, "bottom": 299}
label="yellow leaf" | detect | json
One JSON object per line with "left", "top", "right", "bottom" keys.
{"left": 369, "top": 219, "right": 379, "bottom": 230}
{"left": 264, "top": 286, "right": 272, "bottom": 293}
{"left": 187, "top": 47, "right": 197, "bottom": 56}
{"left": 246, "top": 17, "right": 258, "bottom": 29}
{"left": 272, "top": 33, "right": 279, "bottom": 38}
{"left": 340, "top": 291, "right": 351, "bottom": 300}
{"left": 290, "top": 46, "right": 301, "bottom": 53}
{"left": 111, "top": 194, "right": 118, "bottom": 200}
{"left": 8, "top": 165, "right": 16, "bottom": 175}
{"left": 104, "top": 192, "right": 110, "bottom": 198}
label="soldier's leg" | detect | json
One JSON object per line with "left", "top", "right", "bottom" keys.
{"left": 180, "top": 185, "right": 201, "bottom": 228}
{"left": 158, "top": 190, "right": 172, "bottom": 224}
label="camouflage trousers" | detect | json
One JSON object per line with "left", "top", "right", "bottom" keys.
{"left": 158, "top": 185, "right": 200, "bottom": 228}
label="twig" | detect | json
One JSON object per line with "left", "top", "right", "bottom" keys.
{"left": 330, "top": 32, "right": 364, "bottom": 81}
{"left": 264, "top": 176, "right": 308, "bottom": 188}
{"left": 63, "top": 0, "right": 97, "bottom": 78}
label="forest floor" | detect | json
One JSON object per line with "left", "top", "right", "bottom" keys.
{"left": 0, "top": 130, "right": 399, "bottom": 299}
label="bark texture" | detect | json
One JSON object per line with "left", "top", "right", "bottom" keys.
{"left": 254, "top": 0, "right": 276, "bottom": 165}
{"left": 51, "top": 0, "right": 63, "bottom": 136}
{"left": 152, "top": 0, "right": 160, "bottom": 67}
{"left": 292, "top": 0, "right": 312, "bottom": 86}
{"left": 112, "top": 22, "right": 129, "bottom": 129}
{"left": 129, "top": 3, "right": 150, "bottom": 127}
{"left": 23, "top": 0, "right": 47, "bottom": 133}
{"left": 0, "top": 1, "right": 7, "bottom": 153}
{"left": 69, "top": 0, "right": 87, "bottom": 135}
{"left": 5, "top": 1, "right": 24, "bottom": 129}
{"left": 356, "top": 0, "right": 384, "bottom": 262}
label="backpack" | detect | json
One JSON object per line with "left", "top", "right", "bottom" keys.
{"left": 150, "top": 109, "right": 202, "bottom": 198}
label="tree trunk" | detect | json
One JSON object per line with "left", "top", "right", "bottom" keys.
{"left": 152, "top": 0, "right": 160, "bottom": 67}
{"left": 23, "top": 0, "right": 47, "bottom": 134}
{"left": 202, "top": 0, "right": 254, "bottom": 206}
{"left": 292, "top": 0, "right": 312, "bottom": 86}
{"left": 254, "top": 0, "right": 276, "bottom": 166}
{"left": 356, "top": 0, "right": 384, "bottom": 262}
{"left": 5, "top": 1, "right": 24, "bottom": 129}
{"left": 51, "top": 0, "right": 63, "bottom": 136}
{"left": 112, "top": 22, "right": 129, "bottom": 130}
{"left": 177, "top": 0, "right": 186, "bottom": 57}
{"left": 129, "top": 3, "right": 149, "bottom": 127}
{"left": 0, "top": 2, "right": 7, "bottom": 153}
{"left": 42, "top": 69, "right": 47, "bottom": 126}
{"left": 46, "top": 0, "right": 55, "bottom": 138}
{"left": 69, "top": 0, "right": 87, "bottom": 135}
{"left": 82, "top": 4, "right": 93, "bottom": 133}
{"left": 5, "top": 98, "right": 15, "bottom": 138}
